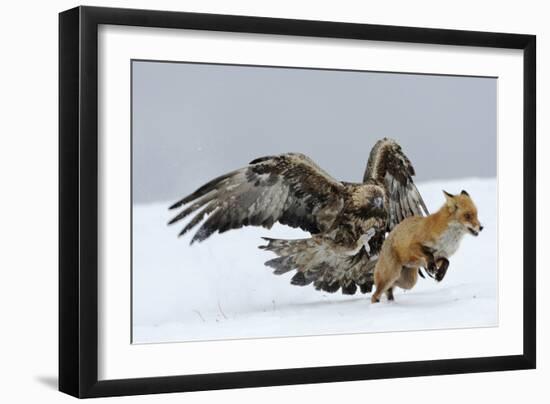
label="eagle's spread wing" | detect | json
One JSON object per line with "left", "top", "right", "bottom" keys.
{"left": 168, "top": 153, "right": 346, "bottom": 243}
{"left": 363, "top": 138, "right": 428, "bottom": 230}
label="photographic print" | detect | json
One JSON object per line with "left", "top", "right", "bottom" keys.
{"left": 59, "top": 7, "right": 535, "bottom": 397}
{"left": 131, "top": 60, "right": 497, "bottom": 344}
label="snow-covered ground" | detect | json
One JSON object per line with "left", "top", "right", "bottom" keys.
{"left": 132, "top": 178, "right": 497, "bottom": 344}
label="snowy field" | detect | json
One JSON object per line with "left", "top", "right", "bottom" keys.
{"left": 132, "top": 178, "right": 497, "bottom": 344}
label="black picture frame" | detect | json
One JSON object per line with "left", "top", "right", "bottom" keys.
{"left": 59, "top": 5, "right": 536, "bottom": 398}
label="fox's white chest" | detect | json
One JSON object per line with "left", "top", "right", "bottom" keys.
{"left": 433, "top": 223, "right": 466, "bottom": 258}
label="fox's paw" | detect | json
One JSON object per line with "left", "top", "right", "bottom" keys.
{"left": 435, "top": 258, "right": 450, "bottom": 282}
{"left": 427, "top": 261, "right": 438, "bottom": 274}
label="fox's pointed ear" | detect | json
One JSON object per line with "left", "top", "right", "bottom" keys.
{"left": 443, "top": 190, "right": 454, "bottom": 199}
{"left": 461, "top": 190, "right": 470, "bottom": 196}
{"left": 443, "top": 190, "right": 457, "bottom": 211}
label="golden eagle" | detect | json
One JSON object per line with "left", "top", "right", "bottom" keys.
{"left": 168, "top": 138, "right": 428, "bottom": 295}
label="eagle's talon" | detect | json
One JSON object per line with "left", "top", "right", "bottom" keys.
{"left": 361, "top": 228, "right": 377, "bottom": 253}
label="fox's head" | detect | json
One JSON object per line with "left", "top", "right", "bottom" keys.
{"left": 443, "top": 190, "right": 483, "bottom": 236}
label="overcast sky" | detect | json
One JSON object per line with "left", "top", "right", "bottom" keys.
{"left": 132, "top": 60, "right": 496, "bottom": 204}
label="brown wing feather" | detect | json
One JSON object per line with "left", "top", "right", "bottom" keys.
{"left": 363, "top": 138, "right": 428, "bottom": 230}
{"left": 168, "top": 153, "right": 346, "bottom": 243}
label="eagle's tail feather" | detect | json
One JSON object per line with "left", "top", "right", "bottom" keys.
{"left": 260, "top": 237, "right": 375, "bottom": 295}
{"left": 264, "top": 256, "right": 295, "bottom": 275}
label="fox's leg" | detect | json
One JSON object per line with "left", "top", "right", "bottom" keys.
{"left": 420, "top": 245, "right": 438, "bottom": 274}
{"left": 386, "top": 287, "right": 395, "bottom": 301}
{"left": 372, "top": 263, "right": 401, "bottom": 303}
{"left": 405, "top": 244, "right": 441, "bottom": 278}
{"left": 372, "top": 238, "right": 403, "bottom": 303}
{"left": 372, "top": 274, "right": 399, "bottom": 303}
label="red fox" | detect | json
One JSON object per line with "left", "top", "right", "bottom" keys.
{"left": 371, "top": 190, "right": 482, "bottom": 303}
